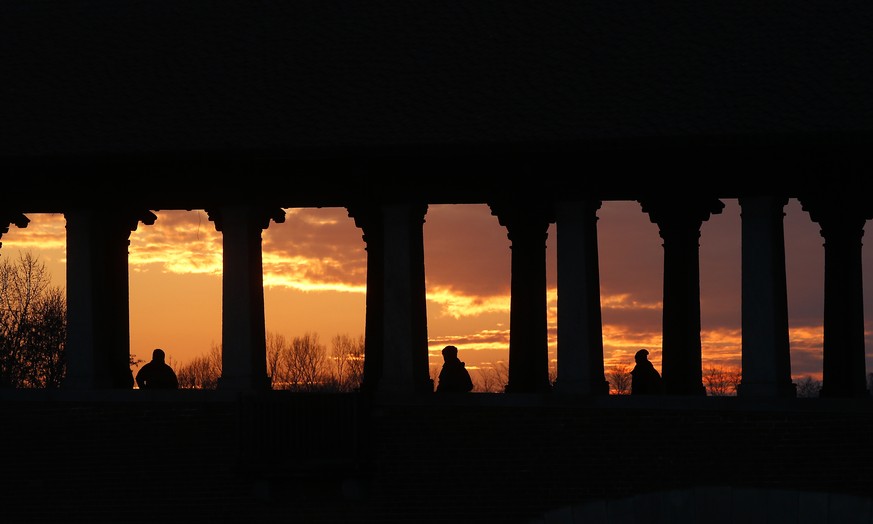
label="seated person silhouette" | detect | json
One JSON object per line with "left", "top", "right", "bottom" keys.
{"left": 631, "top": 348, "right": 663, "bottom": 395}
{"left": 436, "top": 345, "right": 474, "bottom": 393}
{"left": 135, "top": 348, "right": 179, "bottom": 389}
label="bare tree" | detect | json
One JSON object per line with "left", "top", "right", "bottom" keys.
{"left": 703, "top": 366, "right": 742, "bottom": 396}
{"left": 266, "top": 331, "right": 285, "bottom": 388}
{"left": 607, "top": 364, "right": 631, "bottom": 395}
{"left": 475, "top": 367, "right": 498, "bottom": 392}
{"left": 175, "top": 343, "right": 221, "bottom": 389}
{"left": 329, "top": 333, "right": 364, "bottom": 392}
{"left": 275, "top": 332, "right": 327, "bottom": 391}
{"left": 0, "top": 251, "right": 66, "bottom": 388}
{"left": 796, "top": 375, "right": 822, "bottom": 398}
{"left": 177, "top": 332, "right": 359, "bottom": 392}
{"left": 429, "top": 364, "right": 440, "bottom": 391}
{"left": 471, "top": 362, "right": 508, "bottom": 392}
{"left": 25, "top": 286, "right": 66, "bottom": 388}
{"left": 493, "top": 362, "right": 509, "bottom": 392}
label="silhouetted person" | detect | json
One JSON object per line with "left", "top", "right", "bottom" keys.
{"left": 436, "top": 345, "right": 474, "bottom": 393}
{"left": 136, "top": 348, "right": 179, "bottom": 389}
{"left": 631, "top": 348, "right": 663, "bottom": 395}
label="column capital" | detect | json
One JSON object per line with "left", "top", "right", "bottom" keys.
{"left": 347, "top": 205, "right": 380, "bottom": 247}
{"left": 206, "top": 206, "right": 285, "bottom": 232}
{"left": 64, "top": 208, "right": 157, "bottom": 240}
{"left": 0, "top": 211, "right": 30, "bottom": 249}
{"left": 489, "top": 201, "right": 556, "bottom": 228}
{"left": 346, "top": 204, "right": 379, "bottom": 231}
{"left": 738, "top": 196, "right": 789, "bottom": 209}
{"left": 639, "top": 197, "right": 725, "bottom": 229}
{"left": 555, "top": 198, "right": 602, "bottom": 210}
{"left": 119, "top": 209, "right": 157, "bottom": 234}
{"left": 349, "top": 202, "right": 427, "bottom": 223}
{"left": 800, "top": 194, "right": 873, "bottom": 234}
{"left": 386, "top": 202, "right": 429, "bottom": 222}
{"left": 348, "top": 203, "right": 428, "bottom": 248}
{"left": 489, "top": 201, "right": 555, "bottom": 246}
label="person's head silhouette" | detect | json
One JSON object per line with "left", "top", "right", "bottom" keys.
{"left": 152, "top": 348, "right": 166, "bottom": 363}
{"left": 634, "top": 349, "right": 649, "bottom": 364}
{"left": 442, "top": 345, "right": 459, "bottom": 361}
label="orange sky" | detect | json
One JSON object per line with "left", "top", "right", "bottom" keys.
{"left": 1, "top": 198, "right": 869, "bottom": 383}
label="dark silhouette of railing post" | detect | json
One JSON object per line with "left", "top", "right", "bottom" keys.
{"left": 737, "top": 196, "right": 796, "bottom": 397}
{"left": 64, "top": 207, "right": 156, "bottom": 389}
{"left": 801, "top": 195, "right": 872, "bottom": 398}
{"left": 490, "top": 201, "right": 554, "bottom": 393}
{"left": 207, "top": 205, "right": 285, "bottom": 392}
{"left": 640, "top": 197, "right": 724, "bottom": 395}
{"left": 554, "top": 199, "right": 609, "bottom": 396}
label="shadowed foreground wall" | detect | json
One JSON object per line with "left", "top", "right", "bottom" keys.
{"left": 2, "top": 393, "right": 872, "bottom": 523}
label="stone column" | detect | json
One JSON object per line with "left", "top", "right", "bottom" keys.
{"left": 490, "top": 201, "right": 554, "bottom": 394}
{"left": 347, "top": 205, "right": 385, "bottom": 394}
{"left": 737, "top": 197, "right": 796, "bottom": 397}
{"left": 801, "top": 195, "right": 872, "bottom": 398}
{"left": 64, "top": 207, "right": 157, "bottom": 389}
{"left": 208, "top": 205, "right": 285, "bottom": 392}
{"left": 554, "top": 199, "right": 609, "bottom": 395}
{"left": 640, "top": 197, "right": 724, "bottom": 395}
{"left": 376, "top": 203, "right": 432, "bottom": 395}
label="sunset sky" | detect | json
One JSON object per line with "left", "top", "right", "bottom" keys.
{"left": 2, "top": 198, "right": 870, "bottom": 384}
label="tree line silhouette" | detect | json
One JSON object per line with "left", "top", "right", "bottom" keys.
{"left": 0, "top": 251, "right": 833, "bottom": 396}
{"left": 605, "top": 363, "right": 823, "bottom": 397}
{"left": 171, "top": 333, "right": 367, "bottom": 391}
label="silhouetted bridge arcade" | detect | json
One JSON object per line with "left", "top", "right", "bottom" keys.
{"left": 3, "top": 1, "right": 873, "bottom": 522}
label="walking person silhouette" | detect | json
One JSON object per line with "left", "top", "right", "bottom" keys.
{"left": 436, "top": 345, "right": 474, "bottom": 393}
{"left": 631, "top": 349, "right": 663, "bottom": 395}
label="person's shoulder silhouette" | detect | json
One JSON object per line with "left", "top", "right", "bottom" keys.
{"left": 631, "top": 348, "right": 663, "bottom": 395}
{"left": 136, "top": 348, "right": 179, "bottom": 389}
{"left": 436, "top": 345, "right": 474, "bottom": 393}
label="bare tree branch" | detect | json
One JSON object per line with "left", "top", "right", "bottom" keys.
{"left": 607, "top": 364, "right": 631, "bottom": 395}
{"left": 0, "top": 251, "right": 66, "bottom": 388}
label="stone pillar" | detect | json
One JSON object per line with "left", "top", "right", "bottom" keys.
{"left": 376, "top": 203, "right": 432, "bottom": 395}
{"left": 208, "top": 205, "right": 285, "bottom": 392}
{"left": 64, "top": 207, "right": 157, "bottom": 389}
{"left": 640, "top": 197, "right": 724, "bottom": 395}
{"left": 347, "top": 205, "right": 385, "bottom": 394}
{"left": 737, "top": 197, "right": 796, "bottom": 397}
{"left": 553, "top": 199, "right": 609, "bottom": 395}
{"left": 801, "top": 195, "right": 872, "bottom": 398}
{"left": 490, "top": 202, "right": 554, "bottom": 394}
